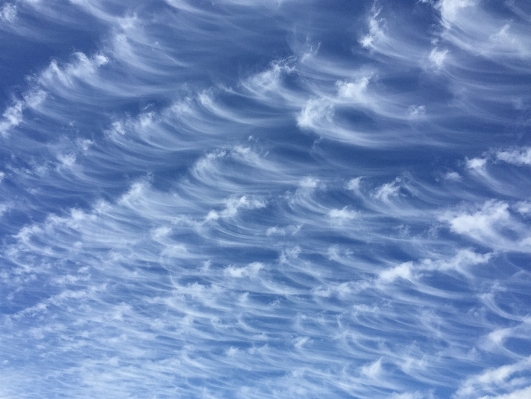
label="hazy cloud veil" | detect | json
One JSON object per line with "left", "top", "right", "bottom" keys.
{"left": 1, "top": 0, "right": 530, "bottom": 398}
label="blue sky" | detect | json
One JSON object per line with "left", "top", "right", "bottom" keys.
{"left": 1, "top": 0, "right": 531, "bottom": 398}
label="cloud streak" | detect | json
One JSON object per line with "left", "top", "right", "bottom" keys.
{"left": 0, "top": 0, "right": 530, "bottom": 398}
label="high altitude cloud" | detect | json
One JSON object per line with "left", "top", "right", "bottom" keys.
{"left": 0, "top": 0, "right": 530, "bottom": 398}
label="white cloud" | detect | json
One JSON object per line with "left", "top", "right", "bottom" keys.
{"left": 515, "top": 201, "right": 531, "bottom": 216}
{"left": 57, "top": 153, "right": 77, "bottom": 169}
{"left": 359, "top": 6, "right": 385, "bottom": 49}
{"left": 0, "top": 3, "right": 16, "bottom": 23}
{"left": 437, "top": 0, "right": 476, "bottom": 26}
{"left": 297, "top": 98, "right": 334, "bottom": 130}
{"left": 429, "top": 47, "right": 448, "bottom": 68}
{"left": 432, "top": 248, "right": 491, "bottom": 272}
{"left": 466, "top": 157, "right": 487, "bottom": 171}
{"left": 0, "top": 91, "right": 46, "bottom": 136}
{"left": 435, "top": 0, "right": 531, "bottom": 62}
{"left": 390, "top": 392, "right": 433, "bottom": 399}
{"left": 336, "top": 77, "right": 370, "bottom": 103}
{"left": 379, "top": 262, "right": 413, "bottom": 283}
{"left": 298, "top": 176, "right": 319, "bottom": 189}
{"left": 224, "top": 262, "right": 263, "bottom": 278}
{"left": 39, "top": 52, "right": 109, "bottom": 88}
{"left": 362, "top": 358, "right": 383, "bottom": 379}
{"left": 455, "top": 357, "right": 531, "bottom": 398}
{"left": 496, "top": 147, "right": 531, "bottom": 166}
{"left": 328, "top": 207, "right": 357, "bottom": 221}
{"left": 373, "top": 178, "right": 401, "bottom": 201}
{"left": 206, "top": 195, "right": 266, "bottom": 221}
{"left": 243, "top": 59, "right": 295, "bottom": 99}
{"left": 442, "top": 200, "right": 531, "bottom": 252}
{"left": 266, "top": 225, "right": 300, "bottom": 236}
{"left": 443, "top": 200, "right": 509, "bottom": 239}
{"left": 346, "top": 177, "right": 363, "bottom": 192}
{"left": 279, "top": 246, "right": 301, "bottom": 263}
{"left": 0, "top": 101, "right": 24, "bottom": 137}
{"left": 478, "top": 386, "right": 531, "bottom": 399}
{"left": 444, "top": 171, "right": 462, "bottom": 181}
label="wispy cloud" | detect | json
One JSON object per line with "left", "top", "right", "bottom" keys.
{"left": 1, "top": 0, "right": 530, "bottom": 397}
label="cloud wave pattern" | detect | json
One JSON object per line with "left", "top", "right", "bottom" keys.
{"left": 1, "top": 0, "right": 531, "bottom": 398}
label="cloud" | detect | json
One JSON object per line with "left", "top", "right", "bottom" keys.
{"left": 437, "top": 0, "right": 476, "bottom": 26}
{"left": 444, "top": 171, "right": 462, "bottom": 181}
{"left": 0, "top": 3, "right": 16, "bottom": 23}
{"left": 328, "top": 207, "right": 357, "bottom": 221}
{"left": 206, "top": 195, "right": 266, "bottom": 221}
{"left": 429, "top": 47, "right": 448, "bottom": 68}
{"left": 0, "top": 91, "right": 46, "bottom": 136}
{"left": 455, "top": 357, "right": 531, "bottom": 398}
{"left": 442, "top": 200, "right": 510, "bottom": 242}
{"left": 359, "top": 5, "right": 385, "bottom": 50}
{"left": 296, "top": 98, "right": 334, "bottom": 130}
{"left": 39, "top": 52, "right": 109, "bottom": 89}
{"left": 2, "top": 1, "right": 531, "bottom": 397}
{"left": 478, "top": 386, "right": 531, "bottom": 399}
{"left": 224, "top": 262, "right": 263, "bottom": 278}
{"left": 373, "top": 178, "right": 401, "bottom": 201}
{"left": 362, "top": 358, "right": 383, "bottom": 379}
{"left": 439, "top": 200, "right": 531, "bottom": 252}
{"left": 336, "top": 77, "right": 371, "bottom": 103}
{"left": 496, "top": 147, "right": 531, "bottom": 166}
{"left": 346, "top": 177, "right": 363, "bottom": 192}
{"left": 379, "top": 262, "right": 413, "bottom": 283}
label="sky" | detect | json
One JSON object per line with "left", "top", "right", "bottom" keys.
{"left": 0, "top": 0, "right": 531, "bottom": 398}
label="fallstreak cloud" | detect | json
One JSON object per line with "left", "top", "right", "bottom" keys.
{"left": 1, "top": 0, "right": 531, "bottom": 398}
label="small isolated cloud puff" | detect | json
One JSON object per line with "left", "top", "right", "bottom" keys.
{"left": 296, "top": 98, "right": 334, "bottom": 130}
{"left": 443, "top": 200, "right": 510, "bottom": 238}
{"left": 224, "top": 262, "right": 263, "bottom": 278}
{"left": 56, "top": 153, "right": 77, "bottom": 170}
{"left": 466, "top": 157, "right": 487, "bottom": 171}
{"left": 496, "top": 147, "right": 531, "bottom": 166}
{"left": 444, "top": 171, "right": 462, "bottom": 181}
{"left": 336, "top": 77, "right": 370, "bottom": 103}
{"left": 379, "top": 262, "right": 413, "bottom": 283}
{"left": 328, "top": 207, "right": 357, "bottom": 223}
{"left": 0, "top": 3, "right": 16, "bottom": 23}
{"left": 373, "top": 178, "right": 401, "bottom": 201}
{"left": 515, "top": 201, "right": 531, "bottom": 216}
{"left": 346, "top": 177, "right": 363, "bottom": 192}
{"left": 429, "top": 47, "right": 448, "bottom": 68}
{"left": 279, "top": 246, "right": 301, "bottom": 263}
{"left": 298, "top": 176, "right": 319, "bottom": 189}
{"left": 206, "top": 195, "right": 266, "bottom": 221}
